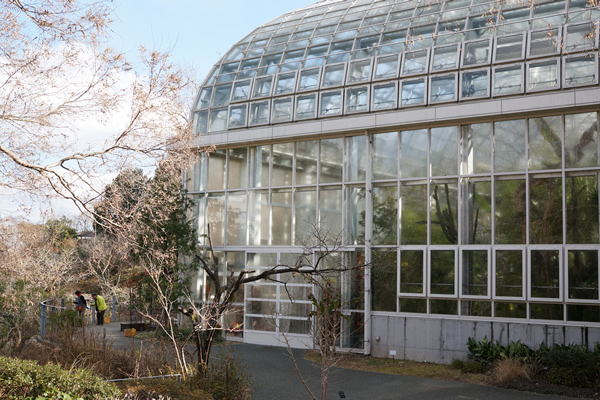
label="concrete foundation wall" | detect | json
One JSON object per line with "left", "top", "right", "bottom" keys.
{"left": 371, "top": 314, "right": 600, "bottom": 364}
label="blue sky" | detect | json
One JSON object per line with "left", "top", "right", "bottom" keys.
{"left": 110, "top": 0, "right": 315, "bottom": 82}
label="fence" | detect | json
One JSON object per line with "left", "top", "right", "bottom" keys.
{"left": 40, "top": 296, "right": 117, "bottom": 336}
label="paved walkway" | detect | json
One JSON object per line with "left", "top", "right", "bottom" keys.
{"left": 86, "top": 322, "right": 579, "bottom": 400}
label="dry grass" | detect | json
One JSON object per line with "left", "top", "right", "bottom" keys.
{"left": 489, "top": 358, "right": 532, "bottom": 384}
{"left": 305, "top": 351, "right": 487, "bottom": 385}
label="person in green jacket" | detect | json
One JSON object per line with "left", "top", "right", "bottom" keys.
{"left": 91, "top": 293, "right": 108, "bottom": 325}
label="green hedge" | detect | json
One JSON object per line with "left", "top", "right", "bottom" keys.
{"left": 0, "top": 356, "right": 121, "bottom": 399}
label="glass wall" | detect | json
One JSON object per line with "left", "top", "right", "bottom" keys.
{"left": 189, "top": 111, "right": 600, "bottom": 325}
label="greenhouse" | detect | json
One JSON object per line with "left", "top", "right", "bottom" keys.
{"left": 187, "top": 0, "right": 600, "bottom": 362}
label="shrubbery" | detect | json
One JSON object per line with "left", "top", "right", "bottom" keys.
{"left": 466, "top": 337, "right": 600, "bottom": 388}
{"left": 0, "top": 355, "right": 121, "bottom": 399}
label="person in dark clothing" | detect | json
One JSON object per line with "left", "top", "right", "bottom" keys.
{"left": 73, "top": 290, "right": 88, "bottom": 322}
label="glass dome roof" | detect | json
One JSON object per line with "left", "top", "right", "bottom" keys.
{"left": 193, "top": 0, "right": 600, "bottom": 134}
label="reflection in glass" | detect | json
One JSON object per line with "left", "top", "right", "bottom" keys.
{"left": 565, "top": 22, "right": 595, "bottom": 52}
{"left": 373, "top": 84, "right": 396, "bottom": 110}
{"left": 232, "top": 80, "right": 251, "bottom": 101}
{"left": 462, "top": 250, "right": 488, "bottom": 296}
{"left": 565, "top": 56, "right": 598, "bottom": 87}
{"left": 346, "top": 87, "right": 369, "bottom": 112}
{"left": 461, "top": 180, "right": 492, "bottom": 244}
{"left": 462, "top": 123, "right": 492, "bottom": 174}
{"left": 248, "top": 191, "right": 269, "bottom": 246}
{"left": 430, "top": 250, "right": 455, "bottom": 295}
{"left": 400, "top": 129, "right": 427, "bottom": 178}
{"left": 565, "top": 113, "right": 599, "bottom": 168}
{"left": 528, "top": 61, "right": 558, "bottom": 90}
{"left": 399, "top": 298, "right": 427, "bottom": 313}
{"left": 320, "top": 91, "right": 342, "bottom": 116}
{"left": 271, "top": 190, "right": 292, "bottom": 245}
{"left": 431, "top": 126, "right": 458, "bottom": 176}
{"left": 400, "top": 183, "right": 427, "bottom": 244}
{"left": 529, "top": 28, "right": 560, "bottom": 56}
{"left": 295, "top": 140, "right": 318, "bottom": 185}
{"left": 348, "top": 59, "right": 372, "bottom": 83}
{"left": 462, "top": 69, "right": 489, "bottom": 98}
{"left": 320, "top": 138, "right": 343, "bottom": 183}
{"left": 495, "top": 250, "right": 523, "bottom": 297}
{"left": 374, "top": 55, "right": 399, "bottom": 79}
{"left": 463, "top": 40, "right": 490, "bottom": 66}
{"left": 249, "top": 145, "right": 270, "bottom": 188}
{"left": 402, "top": 50, "right": 429, "bottom": 75}
{"left": 530, "top": 177, "right": 563, "bottom": 244}
{"left": 371, "top": 250, "right": 397, "bottom": 312}
{"left": 400, "top": 250, "right": 423, "bottom": 294}
{"left": 494, "top": 65, "right": 523, "bottom": 95}
{"left": 495, "top": 179, "right": 526, "bottom": 244}
{"left": 400, "top": 79, "right": 426, "bottom": 105}
{"left": 431, "top": 45, "right": 459, "bottom": 71}
{"left": 372, "top": 186, "right": 397, "bottom": 245}
{"left": 530, "top": 303, "right": 564, "bottom": 321}
{"left": 228, "top": 105, "right": 247, "bottom": 128}
{"left": 462, "top": 300, "right": 492, "bottom": 317}
{"left": 296, "top": 94, "right": 317, "bottom": 119}
{"left": 207, "top": 194, "right": 225, "bottom": 246}
{"left": 250, "top": 101, "right": 269, "bottom": 125}
{"left": 566, "top": 175, "right": 599, "bottom": 244}
{"left": 495, "top": 302, "right": 526, "bottom": 318}
{"left": 346, "top": 135, "right": 367, "bottom": 182}
{"left": 209, "top": 108, "right": 228, "bottom": 132}
{"left": 194, "top": 111, "right": 208, "bottom": 135}
{"left": 253, "top": 76, "right": 273, "bottom": 98}
{"left": 531, "top": 250, "right": 560, "bottom": 298}
{"left": 299, "top": 68, "right": 320, "bottom": 90}
{"left": 272, "top": 143, "right": 293, "bottom": 186}
{"left": 319, "top": 187, "right": 343, "bottom": 237}
{"left": 275, "top": 73, "right": 296, "bottom": 94}
{"left": 272, "top": 97, "right": 293, "bottom": 123}
{"left": 346, "top": 187, "right": 365, "bottom": 245}
{"left": 196, "top": 87, "right": 212, "bottom": 109}
{"left": 227, "top": 148, "right": 247, "bottom": 189}
{"left": 294, "top": 189, "right": 317, "bottom": 245}
{"left": 568, "top": 250, "right": 599, "bottom": 300}
{"left": 529, "top": 116, "right": 562, "bottom": 170}
{"left": 495, "top": 119, "right": 526, "bottom": 172}
{"left": 212, "top": 84, "right": 232, "bottom": 107}
{"left": 207, "top": 149, "right": 226, "bottom": 190}
{"left": 495, "top": 34, "right": 524, "bottom": 61}
{"left": 430, "top": 182, "right": 458, "bottom": 245}
{"left": 373, "top": 132, "right": 398, "bottom": 180}
{"left": 430, "top": 74, "right": 456, "bottom": 102}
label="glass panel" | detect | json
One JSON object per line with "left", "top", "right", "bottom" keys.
{"left": 296, "top": 94, "right": 317, "bottom": 119}
{"left": 532, "top": 1, "right": 566, "bottom": 29}
{"left": 275, "top": 73, "right": 296, "bottom": 95}
{"left": 494, "top": 119, "right": 526, "bottom": 173}
{"left": 206, "top": 194, "right": 225, "bottom": 246}
{"left": 528, "top": 61, "right": 558, "bottom": 91}
{"left": 400, "top": 250, "right": 423, "bottom": 294}
{"left": 299, "top": 68, "right": 320, "bottom": 90}
{"left": 249, "top": 145, "right": 270, "bottom": 188}
{"left": 212, "top": 84, "right": 232, "bottom": 107}
{"left": 430, "top": 74, "right": 456, "bottom": 102}
{"left": 250, "top": 101, "right": 269, "bottom": 125}
{"left": 568, "top": 250, "right": 599, "bottom": 300}
{"left": 374, "top": 55, "right": 399, "bottom": 79}
{"left": 462, "top": 123, "right": 492, "bottom": 174}
{"left": 530, "top": 177, "right": 563, "bottom": 244}
{"left": 305, "top": 45, "right": 329, "bottom": 68}
{"left": 227, "top": 194, "right": 247, "bottom": 246}
{"left": 529, "top": 28, "right": 560, "bottom": 56}
{"left": 566, "top": 175, "right": 599, "bottom": 244}
{"left": 462, "top": 69, "right": 489, "bottom": 98}
{"left": 495, "top": 302, "right": 526, "bottom": 318}
{"left": 463, "top": 40, "right": 490, "bottom": 66}
{"left": 272, "top": 143, "right": 293, "bottom": 187}
{"left": 247, "top": 253, "right": 277, "bottom": 267}
{"left": 565, "top": 113, "right": 599, "bottom": 168}
{"left": 461, "top": 300, "right": 492, "bottom": 317}
{"left": 462, "top": 180, "right": 492, "bottom": 244}
{"left": 430, "top": 181, "right": 458, "bottom": 245}
{"left": 245, "top": 316, "right": 276, "bottom": 332}
{"left": 400, "top": 79, "right": 426, "bottom": 105}
{"left": 494, "top": 65, "right": 523, "bottom": 95}
{"left": 346, "top": 135, "right": 367, "bottom": 182}
{"left": 346, "top": 87, "right": 369, "bottom": 112}
{"left": 402, "top": 50, "right": 429, "bottom": 75}
{"left": 228, "top": 105, "right": 247, "bottom": 128}
{"left": 248, "top": 191, "right": 269, "bottom": 246}
{"left": 208, "top": 108, "right": 228, "bottom": 132}
{"left": 400, "top": 183, "right": 427, "bottom": 244}
{"left": 272, "top": 98, "right": 293, "bottom": 123}
{"left": 495, "top": 250, "right": 523, "bottom": 297}
{"left": 271, "top": 190, "right": 292, "bottom": 245}
{"left": 373, "top": 186, "right": 398, "bottom": 245}
{"left": 379, "top": 30, "right": 406, "bottom": 54}
{"left": 431, "top": 45, "right": 459, "bottom": 71}
{"left": 319, "top": 187, "right": 343, "bottom": 236}
{"left": 294, "top": 189, "right": 317, "bottom": 245}
{"left": 430, "top": 299, "right": 457, "bottom": 315}
{"left": 328, "top": 40, "right": 353, "bottom": 63}
{"left": 348, "top": 59, "right": 372, "bottom": 83}
{"left": 259, "top": 54, "right": 282, "bottom": 75}
{"left": 431, "top": 126, "right": 458, "bottom": 176}
{"left": 320, "top": 138, "right": 343, "bottom": 183}
{"left": 371, "top": 250, "right": 397, "bottom": 312}
{"left": 295, "top": 140, "right": 318, "bottom": 186}
{"left": 399, "top": 298, "right": 427, "bottom": 313}
{"left": 207, "top": 150, "right": 226, "bottom": 191}
{"left": 253, "top": 76, "right": 273, "bottom": 98}
{"left": 195, "top": 111, "right": 208, "bottom": 135}
{"left": 462, "top": 250, "right": 488, "bottom": 296}
{"left": 196, "top": 87, "right": 212, "bottom": 109}
{"left": 320, "top": 91, "right": 343, "bottom": 116}
{"left": 566, "top": 23, "right": 595, "bottom": 52}
{"left": 346, "top": 187, "right": 366, "bottom": 245}
{"left": 400, "top": 129, "right": 427, "bottom": 178}
{"left": 567, "top": 305, "right": 600, "bottom": 323}
{"left": 223, "top": 306, "right": 244, "bottom": 338}
{"left": 497, "top": 8, "right": 530, "bottom": 35}
{"left": 495, "top": 178, "right": 526, "bottom": 244}
{"left": 373, "top": 84, "right": 397, "bottom": 110}
{"left": 531, "top": 250, "right": 560, "bottom": 298}
{"left": 227, "top": 148, "right": 247, "bottom": 189}
{"left": 430, "top": 250, "right": 455, "bottom": 295}
{"left": 565, "top": 56, "right": 598, "bottom": 87}
{"left": 529, "top": 116, "right": 562, "bottom": 170}
{"left": 373, "top": 132, "right": 398, "bottom": 180}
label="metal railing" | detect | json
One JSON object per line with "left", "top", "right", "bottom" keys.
{"left": 40, "top": 296, "right": 118, "bottom": 336}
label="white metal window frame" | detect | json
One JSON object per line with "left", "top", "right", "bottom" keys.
{"left": 347, "top": 57, "right": 375, "bottom": 85}
{"left": 400, "top": 48, "right": 431, "bottom": 77}
{"left": 526, "top": 58, "right": 561, "bottom": 93}
{"left": 562, "top": 52, "right": 599, "bottom": 88}
{"left": 427, "top": 247, "right": 458, "bottom": 299}
{"left": 398, "top": 246, "right": 427, "bottom": 297}
{"left": 297, "top": 66, "right": 323, "bottom": 92}
{"left": 459, "top": 246, "right": 492, "bottom": 300}
{"left": 527, "top": 246, "right": 564, "bottom": 302}
{"left": 371, "top": 81, "right": 398, "bottom": 110}
{"left": 461, "top": 38, "right": 493, "bottom": 68}
{"left": 295, "top": 93, "right": 319, "bottom": 120}
{"left": 345, "top": 85, "right": 371, "bottom": 114}
{"left": 459, "top": 67, "right": 491, "bottom": 101}
{"left": 249, "top": 100, "right": 271, "bottom": 126}
{"left": 564, "top": 245, "right": 600, "bottom": 304}
{"left": 399, "top": 77, "right": 428, "bottom": 107}
{"left": 271, "top": 96, "right": 294, "bottom": 124}
{"left": 564, "top": 21, "right": 599, "bottom": 53}
{"left": 430, "top": 43, "right": 461, "bottom": 73}
{"left": 373, "top": 54, "right": 401, "bottom": 80}
{"left": 228, "top": 104, "right": 249, "bottom": 129}
{"left": 429, "top": 72, "right": 458, "bottom": 104}
{"left": 493, "top": 32, "right": 527, "bottom": 64}
{"left": 274, "top": 71, "right": 299, "bottom": 96}
{"left": 321, "top": 62, "right": 348, "bottom": 89}
{"left": 319, "top": 89, "right": 344, "bottom": 118}
{"left": 492, "top": 246, "right": 527, "bottom": 301}
{"left": 492, "top": 62, "right": 525, "bottom": 97}
{"left": 252, "top": 75, "right": 275, "bottom": 99}
{"left": 527, "top": 27, "right": 562, "bottom": 59}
